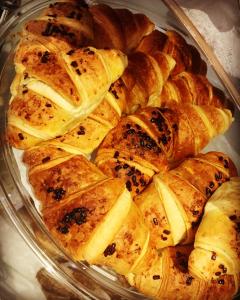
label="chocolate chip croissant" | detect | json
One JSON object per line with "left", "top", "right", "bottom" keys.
{"left": 5, "top": 2, "right": 239, "bottom": 299}
{"left": 35, "top": 153, "right": 238, "bottom": 300}
{"left": 7, "top": 1, "right": 128, "bottom": 150}
{"left": 126, "top": 245, "right": 237, "bottom": 300}
{"left": 7, "top": 42, "right": 127, "bottom": 149}
{"left": 188, "top": 177, "right": 240, "bottom": 293}
{"left": 135, "top": 152, "right": 237, "bottom": 248}
{"left": 95, "top": 105, "right": 233, "bottom": 197}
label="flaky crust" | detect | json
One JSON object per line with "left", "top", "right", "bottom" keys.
{"left": 136, "top": 29, "right": 207, "bottom": 76}
{"left": 90, "top": 4, "right": 154, "bottom": 53}
{"left": 96, "top": 105, "right": 233, "bottom": 197}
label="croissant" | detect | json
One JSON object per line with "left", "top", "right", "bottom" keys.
{"left": 136, "top": 29, "right": 207, "bottom": 76}
{"left": 95, "top": 105, "right": 233, "bottom": 196}
{"left": 7, "top": 1, "right": 128, "bottom": 151}
{"left": 23, "top": 145, "right": 135, "bottom": 263}
{"left": 23, "top": 149, "right": 238, "bottom": 298}
{"left": 135, "top": 152, "right": 237, "bottom": 248}
{"left": 6, "top": 2, "right": 239, "bottom": 299}
{"left": 109, "top": 50, "right": 176, "bottom": 114}
{"left": 157, "top": 71, "right": 228, "bottom": 108}
{"left": 23, "top": 0, "right": 94, "bottom": 53}
{"left": 188, "top": 177, "right": 240, "bottom": 292}
{"left": 90, "top": 4, "right": 154, "bottom": 53}
{"left": 126, "top": 245, "right": 237, "bottom": 300}
{"left": 98, "top": 28, "right": 228, "bottom": 113}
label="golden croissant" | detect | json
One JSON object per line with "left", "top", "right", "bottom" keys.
{"left": 127, "top": 245, "right": 237, "bottom": 300}
{"left": 189, "top": 177, "right": 240, "bottom": 294}
{"left": 23, "top": 149, "right": 239, "bottom": 299}
{"left": 135, "top": 152, "right": 237, "bottom": 248}
{"left": 96, "top": 105, "right": 233, "bottom": 196}
{"left": 7, "top": 1, "right": 128, "bottom": 150}
{"left": 5, "top": 2, "right": 239, "bottom": 299}
{"left": 136, "top": 29, "right": 207, "bottom": 76}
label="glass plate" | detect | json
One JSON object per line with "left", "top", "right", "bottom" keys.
{"left": 0, "top": 1, "right": 239, "bottom": 299}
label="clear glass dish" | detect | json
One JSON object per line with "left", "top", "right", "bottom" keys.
{"left": 0, "top": 1, "right": 239, "bottom": 299}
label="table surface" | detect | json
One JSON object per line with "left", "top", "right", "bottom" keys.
{"left": 0, "top": 1, "right": 239, "bottom": 299}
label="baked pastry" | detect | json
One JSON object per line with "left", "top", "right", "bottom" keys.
{"left": 95, "top": 105, "right": 233, "bottom": 196}
{"left": 157, "top": 71, "right": 228, "bottom": 108}
{"left": 7, "top": 42, "right": 127, "bottom": 149}
{"left": 189, "top": 177, "right": 240, "bottom": 292}
{"left": 111, "top": 51, "right": 176, "bottom": 114}
{"left": 126, "top": 245, "right": 236, "bottom": 300}
{"left": 135, "top": 152, "right": 237, "bottom": 248}
{"left": 23, "top": 0, "right": 94, "bottom": 53}
{"left": 90, "top": 4, "right": 154, "bottom": 53}
{"left": 7, "top": 0, "right": 128, "bottom": 150}
{"left": 136, "top": 29, "right": 207, "bottom": 76}
{"left": 5, "top": 1, "right": 239, "bottom": 299}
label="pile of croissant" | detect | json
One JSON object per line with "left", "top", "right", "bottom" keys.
{"left": 6, "top": 1, "right": 240, "bottom": 299}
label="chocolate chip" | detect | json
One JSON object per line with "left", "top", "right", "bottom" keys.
{"left": 218, "top": 279, "right": 224, "bottom": 285}
{"left": 77, "top": 126, "right": 85, "bottom": 135}
{"left": 223, "top": 159, "right": 229, "bottom": 169}
{"left": 211, "top": 252, "right": 217, "bottom": 260}
{"left": 126, "top": 180, "right": 132, "bottom": 192}
{"left": 160, "top": 135, "right": 167, "bottom": 145}
{"left": 113, "top": 151, "right": 119, "bottom": 159}
{"left": 57, "top": 225, "right": 69, "bottom": 234}
{"left": 87, "top": 50, "right": 95, "bottom": 55}
{"left": 192, "top": 210, "right": 199, "bottom": 216}
{"left": 152, "top": 275, "right": 160, "bottom": 280}
{"left": 209, "top": 181, "right": 214, "bottom": 188}
{"left": 215, "top": 272, "right": 221, "bottom": 276}
{"left": 104, "top": 243, "right": 116, "bottom": 257}
{"left": 127, "top": 129, "right": 135, "bottom": 135}
{"left": 41, "top": 51, "right": 50, "bottom": 63}
{"left": 172, "top": 123, "right": 178, "bottom": 131}
{"left": 219, "top": 264, "right": 224, "bottom": 269}
{"left": 229, "top": 215, "right": 237, "bottom": 221}
{"left": 115, "top": 165, "right": 122, "bottom": 172}
{"left": 18, "top": 133, "right": 24, "bottom": 140}
{"left": 47, "top": 187, "right": 54, "bottom": 193}
{"left": 53, "top": 188, "right": 66, "bottom": 200}
{"left": 66, "top": 49, "right": 75, "bottom": 55}
{"left": 163, "top": 229, "right": 170, "bottom": 235}
{"left": 71, "top": 61, "right": 78, "bottom": 68}
{"left": 140, "top": 178, "right": 146, "bottom": 186}
{"left": 161, "top": 235, "right": 167, "bottom": 241}
{"left": 127, "top": 169, "right": 134, "bottom": 177}
{"left": 153, "top": 218, "right": 158, "bottom": 225}
{"left": 205, "top": 187, "right": 212, "bottom": 197}
{"left": 42, "top": 156, "right": 50, "bottom": 163}
{"left": 132, "top": 175, "right": 138, "bottom": 186}
{"left": 186, "top": 276, "right": 194, "bottom": 286}
{"left": 215, "top": 172, "right": 222, "bottom": 181}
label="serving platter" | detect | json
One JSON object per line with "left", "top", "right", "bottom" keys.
{"left": 0, "top": 1, "right": 239, "bottom": 299}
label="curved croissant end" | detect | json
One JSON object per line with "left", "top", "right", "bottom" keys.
{"left": 188, "top": 178, "right": 240, "bottom": 294}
